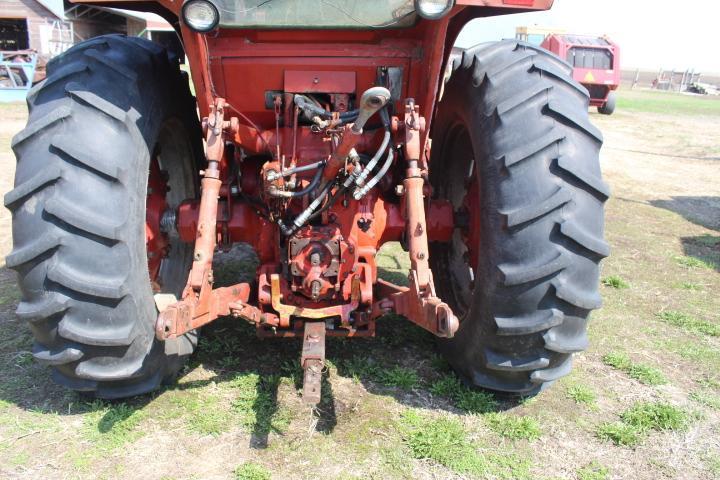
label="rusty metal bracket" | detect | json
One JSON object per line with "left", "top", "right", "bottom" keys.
{"left": 372, "top": 99, "right": 458, "bottom": 338}
{"left": 155, "top": 97, "right": 258, "bottom": 341}
{"left": 301, "top": 321, "right": 326, "bottom": 405}
{"left": 269, "top": 273, "right": 361, "bottom": 327}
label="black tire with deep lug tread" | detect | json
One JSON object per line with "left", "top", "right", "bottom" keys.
{"left": 429, "top": 40, "right": 609, "bottom": 394}
{"left": 5, "top": 34, "right": 202, "bottom": 399}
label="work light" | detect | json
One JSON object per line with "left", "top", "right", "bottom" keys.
{"left": 414, "top": 0, "right": 455, "bottom": 19}
{"left": 182, "top": 0, "right": 219, "bottom": 32}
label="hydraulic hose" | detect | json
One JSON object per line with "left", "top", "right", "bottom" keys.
{"left": 278, "top": 180, "right": 335, "bottom": 236}
{"left": 294, "top": 95, "right": 331, "bottom": 120}
{"left": 267, "top": 162, "right": 325, "bottom": 199}
{"left": 353, "top": 147, "right": 394, "bottom": 200}
{"left": 353, "top": 108, "right": 391, "bottom": 188}
{"left": 266, "top": 159, "right": 326, "bottom": 181}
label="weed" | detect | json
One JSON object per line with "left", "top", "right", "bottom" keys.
{"left": 566, "top": 384, "right": 597, "bottom": 405}
{"left": 602, "top": 352, "right": 667, "bottom": 385}
{"left": 602, "top": 275, "right": 629, "bottom": 289}
{"left": 234, "top": 462, "right": 271, "bottom": 480}
{"left": 429, "top": 375, "right": 498, "bottom": 414}
{"left": 399, "top": 410, "right": 487, "bottom": 475}
{"left": 656, "top": 311, "right": 720, "bottom": 337}
{"left": 377, "top": 366, "right": 419, "bottom": 390}
{"left": 430, "top": 354, "right": 450, "bottom": 372}
{"left": 485, "top": 413, "right": 541, "bottom": 441}
{"left": 340, "top": 355, "right": 380, "bottom": 382}
{"left": 673, "top": 255, "right": 715, "bottom": 270}
{"left": 621, "top": 401, "right": 690, "bottom": 431}
{"left": 689, "top": 390, "right": 720, "bottom": 410}
{"left": 577, "top": 461, "right": 610, "bottom": 480}
{"left": 678, "top": 282, "right": 703, "bottom": 291}
{"left": 596, "top": 421, "right": 643, "bottom": 447}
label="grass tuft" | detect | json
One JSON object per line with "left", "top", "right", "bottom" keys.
{"left": 577, "top": 461, "right": 610, "bottom": 480}
{"left": 673, "top": 255, "right": 716, "bottom": 270}
{"left": 689, "top": 390, "right": 720, "bottom": 410}
{"left": 485, "top": 413, "right": 541, "bottom": 441}
{"left": 656, "top": 311, "right": 720, "bottom": 337}
{"left": 377, "top": 366, "right": 419, "bottom": 390}
{"left": 597, "top": 401, "right": 692, "bottom": 447}
{"left": 566, "top": 384, "right": 597, "bottom": 405}
{"left": 430, "top": 375, "right": 499, "bottom": 414}
{"left": 234, "top": 462, "right": 271, "bottom": 480}
{"left": 621, "top": 401, "right": 690, "bottom": 431}
{"left": 602, "top": 352, "right": 667, "bottom": 385}
{"left": 602, "top": 275, "right": 630, "bottom": 289}
{"left": 596, "top": 421, "right": 643, "bottom": 447}
{"left": 399, "top": 410, "right": 487, "bottom": 475}
{"left": 678, "top": 281, "right": 703, "bottom": 291}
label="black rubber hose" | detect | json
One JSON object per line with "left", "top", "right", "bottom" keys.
{"left": 267, "top": 159, "right": 326, "bottom": 181}
{"left": 294, "top": 95, "right": 331, "bottom": 120}
{"left": 267, "top": 162, "right": 325, "bottom": 198}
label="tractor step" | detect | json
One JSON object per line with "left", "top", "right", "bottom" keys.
{"left": 300, "top": 321, "right": 326, "bottom": 405}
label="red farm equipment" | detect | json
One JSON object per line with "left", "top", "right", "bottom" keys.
{"left": 5, "top": 0, "right": 608, "bottom": 403}
{"left": 541, "top": 33, "right": 621, "bottom": 114}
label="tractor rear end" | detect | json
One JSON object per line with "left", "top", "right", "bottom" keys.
{"left": 6, "top": 0, "right": 608, "bottom": 404}
{"left": 541, "top": 33, "right": 621, "bottom": 114}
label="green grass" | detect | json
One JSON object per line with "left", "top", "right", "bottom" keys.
{"left": 485, "top": 413, "right": 541, "bottom": 441}
{"left": 621, "top": 401, "right": 691, "bottom": 431}
{"left": 83, "top": 401, "right": 146, "bottom": 450}
{"left": 566, "top": 384, "right": 597, "bottom": 405}
{"left": 577, "top": 461, "right": 610, "bottom": 480}
{"left": 602, "top": 275, "right": 630, "bottom": 289}
{"left": 597, "top": 401, "right": 692, "bottom": 448}
{"left": 656, "top": 311, "right": 720, "bottom": 337}
{"left": 398, "top": 410, "right": 531, "bottom": 479}
{"left": 616, "top": 89, "right": 720, "bottom": 116}
{"left": 678, "top": 282, "right": 703, "bottom": 291}
{"left": 689, "top": 390, "right": 720, "bottom": 410}
{"left": 602, "top": 352, "right": 668, "bottom": 385}
{"left": 167, "top": 389, "right": 234, "bottom": 437}
{"left": 399, "top": 410, "right": 488, "bottom": 475}
{"left": 596, "top": 421, "right": 643, "bottom": 447}
{"left": 230, "top": 373, "right": 292, "bottom": 435}
{"left": 377, "top": 366, "right": 419, "bottom": 390}
{"left": 673, "top": 255, "right": 716, "bottom": 270}
{"left": 429, "top": 375, "right": 499, "bottom": 414}
{"left": 235, "top": 462, "right": 271, "bottom": 480}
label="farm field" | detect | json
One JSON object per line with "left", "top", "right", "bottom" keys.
{"left": 0, "top": 88, "right": 719, "bottom": 480}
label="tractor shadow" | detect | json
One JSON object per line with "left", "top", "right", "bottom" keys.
{"left": 650, "top": 195, "right": 720, "bottom": 272}
{"left": 0, "top": 247, "right": 521, "bottom": 449}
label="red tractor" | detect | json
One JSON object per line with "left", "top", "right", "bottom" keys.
{"left": 5, "top": 0, "right": 608, "bottom": 403}
{"left": 541, "top": 33, "right": 621, "bottom": 114}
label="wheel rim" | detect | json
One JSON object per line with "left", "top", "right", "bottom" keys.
{"left": 434, "top": 121, "right": 480, "bottom": 320}
{"left": 145, "top": 119, "right": 197, "bottom": 297}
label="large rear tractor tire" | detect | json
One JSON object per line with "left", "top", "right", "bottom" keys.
{"left": 5, "top": 35, "right": 203, "bottom": 399}
{"left": 429, "top": 40, "right": 609, "bottom": 394}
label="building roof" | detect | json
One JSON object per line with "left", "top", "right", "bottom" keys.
{"left": 36, "top": 0, "right": 66, "bottom": 19}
